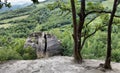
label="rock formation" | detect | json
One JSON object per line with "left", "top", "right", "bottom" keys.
{"left": 24, "top": 32, "right": 63, "bottom": 58}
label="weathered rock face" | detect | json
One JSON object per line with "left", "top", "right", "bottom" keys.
{"left": 24, "top": 32, "right": 63, "bottom": 58}
{"left": 1, "top": 56, "right": 120, "bottom": 73}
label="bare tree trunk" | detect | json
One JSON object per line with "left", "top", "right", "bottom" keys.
{"left": 70, "top": 0, "right": 81, "bottom": 63}
{"left": 77, "top": 0, "right": 86, "bottom": 63}
{"left": 104, "top": 0, "right": 118, "bottom": 69}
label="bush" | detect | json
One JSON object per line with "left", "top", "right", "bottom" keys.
{"left": 13, "top": 39, "right": 37, "bottom": 60}
{"left": 82, "top": 32, "right": 106, "bottom": 59}
{"left": 61, "top": 32, "right": 73, "bottom": 56}
{"left": 0, "top": 48, "right": 22, "bottom": 61}
{"left": 14, "top": 38, "right": 26, "bottom": 56}
{"left": 22, "top": 47, "right": 37, "bottom": 60}
{"left": 0, "top": 37, "right": 37, "bottom": 61}
{"left": 112, "top": 49, "right": 120, "bottom": 62}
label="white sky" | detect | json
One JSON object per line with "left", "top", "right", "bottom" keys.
{"left": 1, "top": 0, "right": 46, "bottom": 5}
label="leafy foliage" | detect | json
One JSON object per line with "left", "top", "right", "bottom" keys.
{"left": 0, "top": 36, "right": 37, "bottom": 61}
{"left": 0, "top": 1, "right": 11, "bottom": 9}
{"left": 0, "top": 0, "right": 120, "bottom": 62}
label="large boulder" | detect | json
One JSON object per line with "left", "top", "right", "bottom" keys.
{"left": 24, "top": 32, "right": 63, "bottom": 58}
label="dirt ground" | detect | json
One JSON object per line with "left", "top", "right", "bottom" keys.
{"left": 0, "top": 56, "right": 120, "bottom": 73}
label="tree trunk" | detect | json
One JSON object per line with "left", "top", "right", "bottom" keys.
{"left": 77, "top": 0, "right": 86, "bottom": 63}
{"left": 70, "top": 0, "right": 81, "bottom": 63}
{"left": 104, "top": 0, "right": 118, "bottom": 69}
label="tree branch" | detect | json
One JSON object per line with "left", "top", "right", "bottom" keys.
{"left": 114, "top": 15, "right": 120, "bottom": 18}
{"left": 85, "top": 10, "right": 111, "bottom": 17}
{"left": 85, "top": 15, "right": 99, "bottom": 27}
{"left": 63, "top": 11, "right": 71, "bottom": 17}
{"left": 85, "top": 10, "right": 120, "bottom": 18}
{"left": 81, "top": 24, "right": 107, "bottom": 49}
{"left": 81, "top": 29, "right": 97, "bottom": 49}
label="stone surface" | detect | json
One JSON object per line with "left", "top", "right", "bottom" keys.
{"left": 0, "top": 56, "right": 120, "bottom": 73}
{"left": 24, "top": 32, "right": 63, "bottom": 58}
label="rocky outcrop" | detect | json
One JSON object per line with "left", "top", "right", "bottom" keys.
{"left": 24, "top": 32, "right": 63, "bottom": 58}
{"left": 0, "top": 56, "right": 120, "bottom": 73}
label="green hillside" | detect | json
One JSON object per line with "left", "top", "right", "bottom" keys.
{"left": 0, "top": 0, "right": 120, "bottom": 62}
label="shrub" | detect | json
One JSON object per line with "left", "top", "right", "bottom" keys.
{"left": 22, "top": 47, "right": 37, "bottom": 60}
{"left": 0, "top": 37, "right": 37, "bottom": 61}
{"left": 14, "top": 39, "right": 37, "bottom": 60}
{"left": 61, "top": 33, "right": 73, "bottom": 56}
{"left": 0, "top": 48, "right": 22, "bottom": 61}
{"left": 112, "top": 49, "right": 120, "bottom": 62}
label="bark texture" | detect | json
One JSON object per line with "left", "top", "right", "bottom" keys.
{"left": 104, "top": 0, "right": 118, "bottom": 69}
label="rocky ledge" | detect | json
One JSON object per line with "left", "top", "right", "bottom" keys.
{"left": 0, "top": 56, "right": 120, "bottom": 73}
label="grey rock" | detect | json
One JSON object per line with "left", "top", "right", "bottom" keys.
{"left": 24, "top": 32, "right": 63, "bottom": 58}
{"left": 0, "top": 56, "right": 120, "bottom": 73}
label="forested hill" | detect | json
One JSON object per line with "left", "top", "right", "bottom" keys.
{"left": 0, "top": 0, "right": 120, "bottom": 62}
{"left": 0, "top": 0, "right": 115, "bottom": 38}
{"left": 0, "top": 0, "right": 72, "bottom": 38}
{"left": 0, "top": 0, "right": 73, "bottom": 61}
